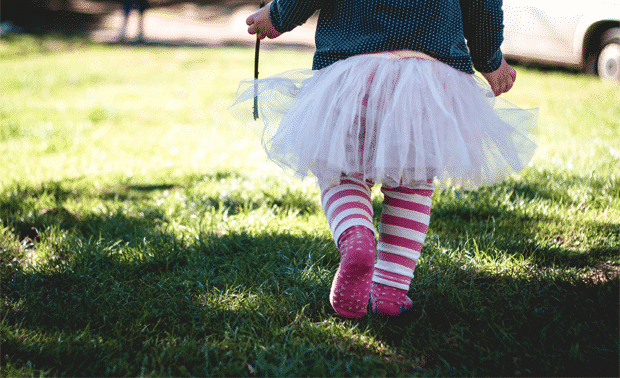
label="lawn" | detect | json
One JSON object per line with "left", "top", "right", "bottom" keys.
{"left": 1, "top": 35, "right": 619, "bottom": 377}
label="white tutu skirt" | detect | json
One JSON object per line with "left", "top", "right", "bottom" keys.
{"left": 230, "top": 54, "right": 537, "bottom": 189}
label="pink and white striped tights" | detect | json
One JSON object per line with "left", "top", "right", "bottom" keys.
{"left": 321, "top": 176, "right": 434, "bottom": 318}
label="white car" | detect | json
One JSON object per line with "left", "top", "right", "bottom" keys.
{"left": 502, "top": 0, "right": 620, "bottom": 82}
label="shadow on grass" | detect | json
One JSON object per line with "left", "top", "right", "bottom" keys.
{"left": 1, "top": 174, "right": 619, "bottom": 376}
{"left": 1, "top": 193, "right": 341, "bottom": 375}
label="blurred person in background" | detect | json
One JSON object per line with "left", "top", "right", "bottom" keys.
{"left": 118, "top": 0, "right": 149, "bottom": 42}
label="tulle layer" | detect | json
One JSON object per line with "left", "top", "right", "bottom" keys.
{"left": 230, "top": 55, "right": 537, "bottom": 189}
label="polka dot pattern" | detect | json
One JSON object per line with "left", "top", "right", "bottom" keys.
{"left": 270, "top": 0, "right": 505, "bottom": 74}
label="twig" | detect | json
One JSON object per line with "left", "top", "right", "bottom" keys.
{"left": 253, "top": 1, "right": 266, "bottom": 120}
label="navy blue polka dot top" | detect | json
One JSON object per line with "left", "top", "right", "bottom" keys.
{"left": 270, "top": 0, "right": 504, "bottom": 74}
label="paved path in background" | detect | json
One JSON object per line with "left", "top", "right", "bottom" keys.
{"left": 90, "top": 6, "right": 316, "bottom": 50}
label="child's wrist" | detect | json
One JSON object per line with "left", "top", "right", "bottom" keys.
{"left": 269, "top": 0, "right": 299, "bottom": 34}
{"left": 269, "top": 1, "right": 286, "bottom": 34}
{"left": 474, "top": 49, "right": 503, "bottom": 73}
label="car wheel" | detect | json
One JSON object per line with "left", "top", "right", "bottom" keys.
{"left": 597, "top": 27, "right": 620, "bottom": 82}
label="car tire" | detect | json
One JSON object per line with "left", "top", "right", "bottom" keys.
{"left": 597, "top": 27, "right": 620, "bottom": 82}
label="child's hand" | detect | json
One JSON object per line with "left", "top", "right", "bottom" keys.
{"left": 481, "top": 58, "right": 517, "bottom": 96}
{"left": 247, "top": 2, "right": 282, "bottom": 40}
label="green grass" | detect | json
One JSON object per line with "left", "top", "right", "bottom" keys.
{"left": 1, "top": 36, "right": 619, "bottom": 377}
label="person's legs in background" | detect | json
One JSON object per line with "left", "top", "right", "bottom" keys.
{"left": 118, "top": 1, "right": 133, "bottom": 41}
{"left": 118, "top": 0, "right": 148, "bottom": 42}
{"left": 136, "top": 0, "right": 148, "bottom": 42}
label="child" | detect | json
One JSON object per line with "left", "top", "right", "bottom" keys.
{"left": 232, "top": 0, "right": 536, "bottom": 318}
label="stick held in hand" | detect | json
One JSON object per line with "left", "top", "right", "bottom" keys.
{"left": 253, "top": 1, "right": 266, "bottom": 120}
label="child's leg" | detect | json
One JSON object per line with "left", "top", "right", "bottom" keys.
{"left": 320, "top": 176, "right": 377, "bottom": 318}
{"left": 371, "top": 181, "right": 434, "bottom": 316}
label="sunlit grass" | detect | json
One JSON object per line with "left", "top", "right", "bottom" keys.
{"left": 503, "top": 66, "right": 620, "bottom": 175}
{"left": 1, "top": 36, "right": 618, "bottom": 376}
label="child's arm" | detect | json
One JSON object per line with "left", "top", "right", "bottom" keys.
{"left": 247, "top": 0, "right": 322, "bottom": 39}
{"left": 481, "top": 58, "right": 517, "bottom": 96}
{"left": 460, "top": 0, "right": 504, "bottom": 73}
{"left": 460, "top": 0, "right": 514, "bottom": 95}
